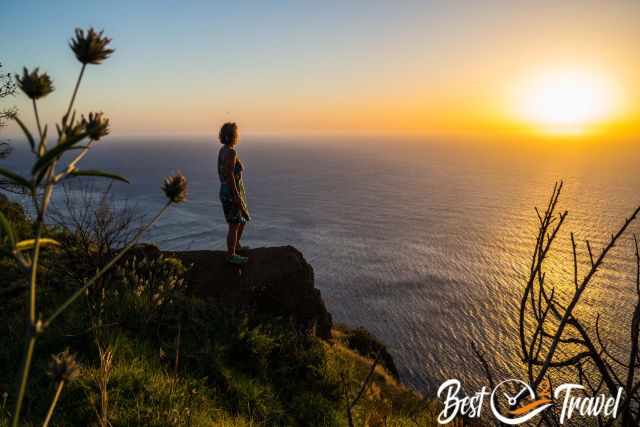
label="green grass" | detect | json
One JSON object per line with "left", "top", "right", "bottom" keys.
{"left": 0, "top": 196, "right": 452, "bottom": 426}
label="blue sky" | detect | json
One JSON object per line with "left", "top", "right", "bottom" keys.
{"left": 2, "top": 1, "right": 639, "bottom": 137}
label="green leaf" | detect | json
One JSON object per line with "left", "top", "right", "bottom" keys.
{"left": 32, "top": 132, "right": 87, "bottom": 176}
{"left": 15, "top": 238, "right": 61, "bottom": 252}
{"left": 0, "top": 211, "right": 16, "bottom": 249}
{"left": 69, "top": 169, "right": 130, "bottom": 184}
{"left": 11, "top": 115, "right": 36, "bottom": 153}
{"left": 0, "top": 167, "right": 32, "bottom": 190}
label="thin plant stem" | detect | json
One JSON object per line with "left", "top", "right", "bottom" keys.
{"left": 32, "top": 99, "right": 43, "bottom": 150}
{"left": 28, "top": 167, "right": 56, "bottom": 322}
{"left": 44, "top": 201, "right": 171, "bottom": 328}
{"left": 12, "top": 162, "right": 58, "bottom": 427}
{"left": 42, "top": 381, "right": 65, "bottom": 427}
{"left": 12, "top": 189, "right": 50, "bottom": 427}
{"left": 26, "top": 96, "right": 48, "bottom": 323}
{"left": 63, "top": 64, "right": 86, "bottom": 125}
{"left": 53, "top": 141, "right": 94, "bottom": 182}
{"left": 11, "top": 336, "right": 36, "bottom": 427}
{"left": 28, "top": 220, "right": 43, "bottom": 324}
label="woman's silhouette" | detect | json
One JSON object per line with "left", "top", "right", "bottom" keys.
{"left": 217, "top": 122, "right": 251, "bottom": 264}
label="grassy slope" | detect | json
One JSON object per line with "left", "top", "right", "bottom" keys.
{"left": 0, "top": 196, "right": 459, "bottom": 426}
{"left": 0, "top": 303, "right": 443, "bottom": 426}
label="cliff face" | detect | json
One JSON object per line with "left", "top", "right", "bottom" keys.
{"left": 169, "top": 246, "right": 333, "bottom": 339}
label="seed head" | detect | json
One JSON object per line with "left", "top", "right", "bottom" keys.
{"left": 69, "top": 28, "right": 114, "bottom": 65}
{"left": 162, "top": 172, "right": 188, "bottom": 203}
{"left": 82, "top": 112, "right": 110, "bottom": 141}
{"left": 57, "top": 111, "right": 86, "bottom": 144}
{"left": 48, "top": 349, "right": 81, "bottom": 383}
{"left": 16, "top": 67, "right": 54, "bottom": 100}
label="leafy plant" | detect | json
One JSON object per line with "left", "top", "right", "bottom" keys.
{"left": 0, "top": 28, "right": 188, "bottom": 427}
{"left": 102, "top": 254, "right": 188, "bottom": 330}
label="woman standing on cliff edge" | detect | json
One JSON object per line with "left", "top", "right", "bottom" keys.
{"left": 218, "top": 122, "right": 251, "bottom": 264}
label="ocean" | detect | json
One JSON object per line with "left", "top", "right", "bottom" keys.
{"left": 6, "top": 134, "right": 640, "bottom": 393}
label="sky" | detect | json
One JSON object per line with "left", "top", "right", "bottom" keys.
{"left": 1, "top": 0, "right": 639, "bottom": 138}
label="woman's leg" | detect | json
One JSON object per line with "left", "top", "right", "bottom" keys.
{"left": 236, "top": 222, "right": 246, "bottom": 248}
{"left": 227, "top": 223, "right": 240, "bottom": 257}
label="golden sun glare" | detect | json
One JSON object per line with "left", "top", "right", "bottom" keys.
{"left": 517, "top": 69, "right": 618, "bottom": 133}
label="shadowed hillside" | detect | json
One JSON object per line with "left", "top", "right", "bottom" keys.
{"left": 0, "top": 194, "right": 457, "bottom": 426}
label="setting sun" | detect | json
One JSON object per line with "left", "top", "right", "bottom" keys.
{"left": 3, "top": 2, "right": 640, "bottom": 426}
{"left": 517, "top": 69, "right": 619, "bottom": 134}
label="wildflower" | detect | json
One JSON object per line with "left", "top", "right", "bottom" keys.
{"left": 69, "top": 28, "right": 114, "bottom": 65}
{"left": 48, "top": 349, "right": 80, "bottom": 383}
{"left": 57, "top": 112, "right": 86, "bottom": 144}
{"left": 82, "top": 112, "right": 110, "bottom": 141}
{"left": 15, "top": 67, "right": 54, "bottom": 100}
{"left": 162, "top": 172, "right": 188, "bottom": 203}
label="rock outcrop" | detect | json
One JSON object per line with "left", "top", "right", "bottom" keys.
{"left": 169, "top": 246, "right": 333, "bottom": 339}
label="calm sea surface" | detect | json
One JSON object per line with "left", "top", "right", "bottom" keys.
{"left": 7, "top": 135, "right": 640, "bottom": 393}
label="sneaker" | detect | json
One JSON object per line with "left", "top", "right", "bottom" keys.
{"left": 227, "top": 254, "right": 248, "bottom": 265}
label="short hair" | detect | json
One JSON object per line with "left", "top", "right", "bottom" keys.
{"left": 219, "top": 122, "right": 238, "bottom": 146}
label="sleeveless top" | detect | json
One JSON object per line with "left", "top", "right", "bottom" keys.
{"left": 218, "top": 146, "right": 250, "bottom": 222}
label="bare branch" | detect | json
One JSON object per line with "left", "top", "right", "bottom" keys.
{"left": 586, "top": 240, "right": 595, "bottom": 267}
{"left": 532, "top": 203, "right": 640, "bottom": 389}
{"left": 349, "top": 349, "right": 382, "bottom": 411}
{"left": 571, "top": 232, "right": 578, "bottom": 290}
{"left": 471, "top": 342, "right": 495, "bottom": 391}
